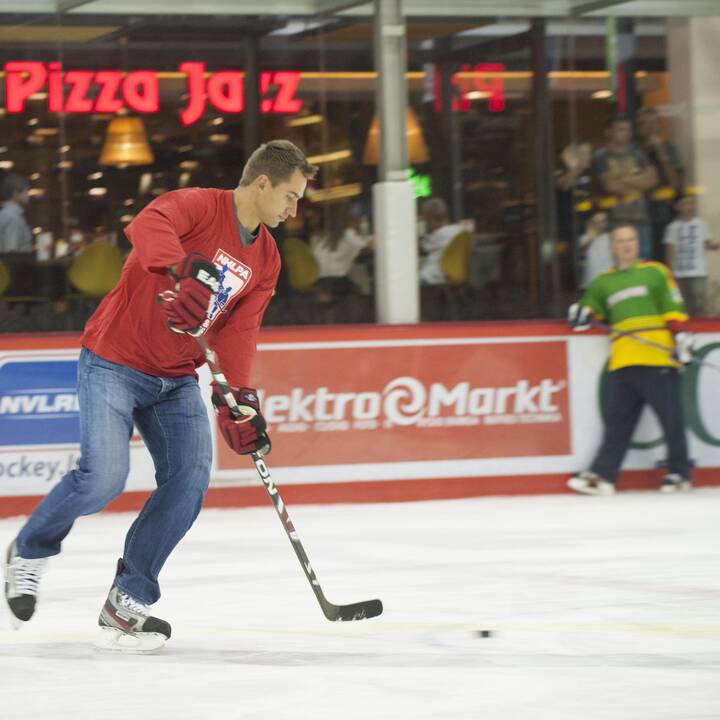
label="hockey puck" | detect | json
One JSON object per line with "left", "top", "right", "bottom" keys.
{"left": 475, "top": 629, "right": 493, "bottom": 638}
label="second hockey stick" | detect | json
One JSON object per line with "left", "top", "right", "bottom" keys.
{"left": 589, "top": 318, "right": 720, "bottom": 373}
{"left": 194, "top": 334, "right": 383, "bottom": 622}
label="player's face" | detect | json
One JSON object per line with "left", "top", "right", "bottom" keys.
{"left": 611, "top": 121, "right": 632, "bottom": 146}
{"left": 257, "top": 169, "right": 308, "bottom": 228}
{"left": 677, "top": 197, "right": 695, "bottom": 219}
{"left": 611, "top": 226, "right": 640, "bottom": 264}
{"left": 636, "top": 112, "right": 656, "bottom": 138}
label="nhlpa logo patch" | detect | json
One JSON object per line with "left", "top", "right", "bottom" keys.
{"left": 204, "top": 250, "right": 253, "bottom": 328}
{"left": 0, "top": 358, "right": 80, "bottom": 446}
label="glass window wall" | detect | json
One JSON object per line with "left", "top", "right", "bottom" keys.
{"left": 0, "top": 5, "right": 718, "bottom": 331}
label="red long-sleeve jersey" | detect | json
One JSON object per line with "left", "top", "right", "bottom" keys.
{"left": 83, "top": 187, "right": 280, "bottom": 387}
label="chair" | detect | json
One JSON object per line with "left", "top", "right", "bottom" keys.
{"left": 424, "top": 230, "right": 474, "bottom": 321}
{"left": 282, "top": 237, "right": 319, "bottom": 293}
{"left": 441, "top": 230, "right": 472, "bottom": 287}
{"left": 0, "top": 255, "right": 64, "bottom": 331}
{"left": 64, "top": 242, "right": 124, "bottom": 328}
{"left": 68, "top": 242, "right": 124, "bottom": 298}
{"left": 0, "top": 259, "right": 9, "bottom": 298}
{"left": 281, "top": 237, "right": 321, "bottom": 323}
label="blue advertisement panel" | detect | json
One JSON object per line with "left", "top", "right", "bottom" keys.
{"left": 0, "top": 357, "right": 79, "bottom": 446}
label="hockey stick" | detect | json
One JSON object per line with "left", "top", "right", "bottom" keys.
{"left": 194, "top": 333, "right": 383, "bottom": 622}
{"left": 588, "top": 318, "right": 720, "bottom": 373}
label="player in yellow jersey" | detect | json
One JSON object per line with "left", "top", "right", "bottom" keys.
{"left": 567, "top": 224, "right": 694, "bottom": 495}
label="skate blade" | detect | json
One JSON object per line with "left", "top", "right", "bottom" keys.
{"left": 93, "top": 626, "right": 167, "bottom": 654}
{"left": 5, "top": 609, "right": 23, "bottom": 631}
{"left": 1, "top": 593, "right": 24, "bottom": 630}
{"left": 567, "top": 478, "right": 615, "bottom": 496}
{"left": 660, "top": 484, "right": 691, "bottom": 493}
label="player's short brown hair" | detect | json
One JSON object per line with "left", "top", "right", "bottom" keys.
{"left": 610, "top": 223, "right": 639, "bottom": 240}
{"left": 239, "top": 140, "right": 318, "bottom": 187}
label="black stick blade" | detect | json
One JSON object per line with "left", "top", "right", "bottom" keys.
{"left": 323, "top": 598, "right": 383, "bottom": 622}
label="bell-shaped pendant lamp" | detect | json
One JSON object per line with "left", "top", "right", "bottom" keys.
{"left": 362, "top": 106, "right": 429, "bottom": 165}
{"left": 100, "top": 117, "right": 154, "bottom": 166}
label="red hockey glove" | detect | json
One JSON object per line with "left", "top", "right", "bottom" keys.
{"left": 162, "top": 253, "right": 220, "bottom": 334}
{"left": 212, "top": 385, "right": 272, "bottom": 456}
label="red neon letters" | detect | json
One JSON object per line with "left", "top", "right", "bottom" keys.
{"left": 3, "top": 61, "right": 302, "bottom": 124}
{"left": 178, "top": 63, "right": 301, "bottom": 125}
{"left": 6, "top": 62, "right": 159, "bottom": 114}
{"left": 433, "top": 63, "right": 506, "bottom": 113}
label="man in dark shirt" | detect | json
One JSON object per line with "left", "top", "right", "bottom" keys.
{"left": 636, "top": 106, "right": 684, "bottom": 262}
{"left": 592, "top": 115, "right": 659, "bottom": 260}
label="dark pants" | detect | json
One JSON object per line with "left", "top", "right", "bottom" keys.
{"left": 591, "top": 365, "right": 690, "bottom": 484}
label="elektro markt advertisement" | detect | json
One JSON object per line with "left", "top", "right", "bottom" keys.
{"left": 2, "top": 334, "right": 720, "bottom": 496}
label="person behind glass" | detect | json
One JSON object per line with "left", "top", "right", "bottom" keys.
{"left": 579, "top": 211, "right": 613, "bottom": 288}
{"left": 567, "top": 224, "right": 693, "bottom": 496}
{"left": 418, "top": 197, "right": 464, "bottom": 285}
{"left": 592, "top": 115, "right": 658, "bottom": 260}
{"left": 3, "top": 140, "right": 318, "bottom": 653}
{"left": 0, "top": 173, "right": 32, "bottom": 255}
{"left": 663, "top": 193, "right": 719, "bottom": 316}
{"left": 310, "top": 203, "right": 372, "bottom": 301}
{"left": 635, "top": 106, "right": 684, "bottom": 262}
{"left": 556, "top": 142, "right": 595, "bottom": 288}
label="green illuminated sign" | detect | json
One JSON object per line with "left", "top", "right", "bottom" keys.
{"left": 407, "top": 168, "right": 432, "bottom": 198}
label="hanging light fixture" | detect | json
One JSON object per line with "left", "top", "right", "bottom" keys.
{"left": 100, "top": 117, "right": 154, "bottom": 166}
{"left": 362, "top": 106, "right": 429, "bottom": 165}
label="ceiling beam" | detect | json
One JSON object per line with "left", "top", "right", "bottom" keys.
{"left": 570, "top": 0, "right": 630, "bottom": 15}
{"left": 56, "top": 0, "right": 95, "bottom": 13}
{"left": 314, "top": 0, "right": 371, "bottom": 13}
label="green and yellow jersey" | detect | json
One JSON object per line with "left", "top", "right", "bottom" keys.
{"left": 579, "top": 261, "right": 688, "bottom": 371}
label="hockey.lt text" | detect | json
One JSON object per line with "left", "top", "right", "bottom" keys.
{"left": 0, "top": 453, "right": 79, "bottom": 484}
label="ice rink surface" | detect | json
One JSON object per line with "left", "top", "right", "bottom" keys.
{"left": 1, "top": 488, "right": 719, "bottom": 720}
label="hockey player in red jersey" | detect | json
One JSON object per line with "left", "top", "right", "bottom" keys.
{"left": 3, "top": 140, "right": 318, "bottom": 652}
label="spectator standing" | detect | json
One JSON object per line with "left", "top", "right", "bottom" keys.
{"left": 593, "top": 116, "right": 658, "bottom": 260}
{"left": 663, "top": 194, "right": 719, "bottom": 316}
{"left": 418, "top": 197, "right": 464, "bottom": 285}
{"left": 579, "top": 211, "right": 613, "bottom": 288}
{"left": 0, "top": 173, "right": 33, "bottom": 255}
{"left": 556, "top": 142, "right": 595, "bottom": 289}
{"left": 636, "top": 106, "right": 684, "bottom": 261}
{"left": 567, "top": 224, "right": 693, "bottom": 496}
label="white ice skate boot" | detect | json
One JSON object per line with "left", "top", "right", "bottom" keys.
{"left": 93, "top": 561, "right": 171, "bottom": 654}
{"left": 3, "top": 540, "right": 47, "bottom": 629}
{"left": 567, "top": 471, "right": 616, "bottom": 496}
{"left": 660, "top": 473, "right": 691, "bottom": 493}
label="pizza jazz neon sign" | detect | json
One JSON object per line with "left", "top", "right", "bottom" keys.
{"left": 3, "top": 62, "right": 302, "bottom": 125}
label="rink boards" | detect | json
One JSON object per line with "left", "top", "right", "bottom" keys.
{"left": 1, "top": 321, "right": 719, "bottom": 516}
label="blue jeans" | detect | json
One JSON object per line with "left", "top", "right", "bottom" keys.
{"left": 16, "top": 348, "right": 212, "bottom": 604}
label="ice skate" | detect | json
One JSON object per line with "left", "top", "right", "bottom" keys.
{"left": 660, "top": 473, "right": 691, "bottom": 493}
{"left": 93, "top": 561, "right": 171, "bottom": 654}
{"left": 3, "top": 540, "right": 47, "bottom": 629}
{"left": 567, "top": 471, "right": 616, "bottom": 496}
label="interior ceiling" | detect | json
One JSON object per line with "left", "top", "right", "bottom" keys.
{"left": 1, "top": 0, "right": 720, "bottom": 17}
{"left": 316, "top": 20, "right": 488, "bottom": 43}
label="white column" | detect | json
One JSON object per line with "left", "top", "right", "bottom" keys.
{"left": 669, "top": 17, "right": 720, "bottom": 313}
{"left": 373, "top": 182, "right": 419, "bottom": 324}
{"left": 372, "top": 0, "right": 419, "bottom": 324}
